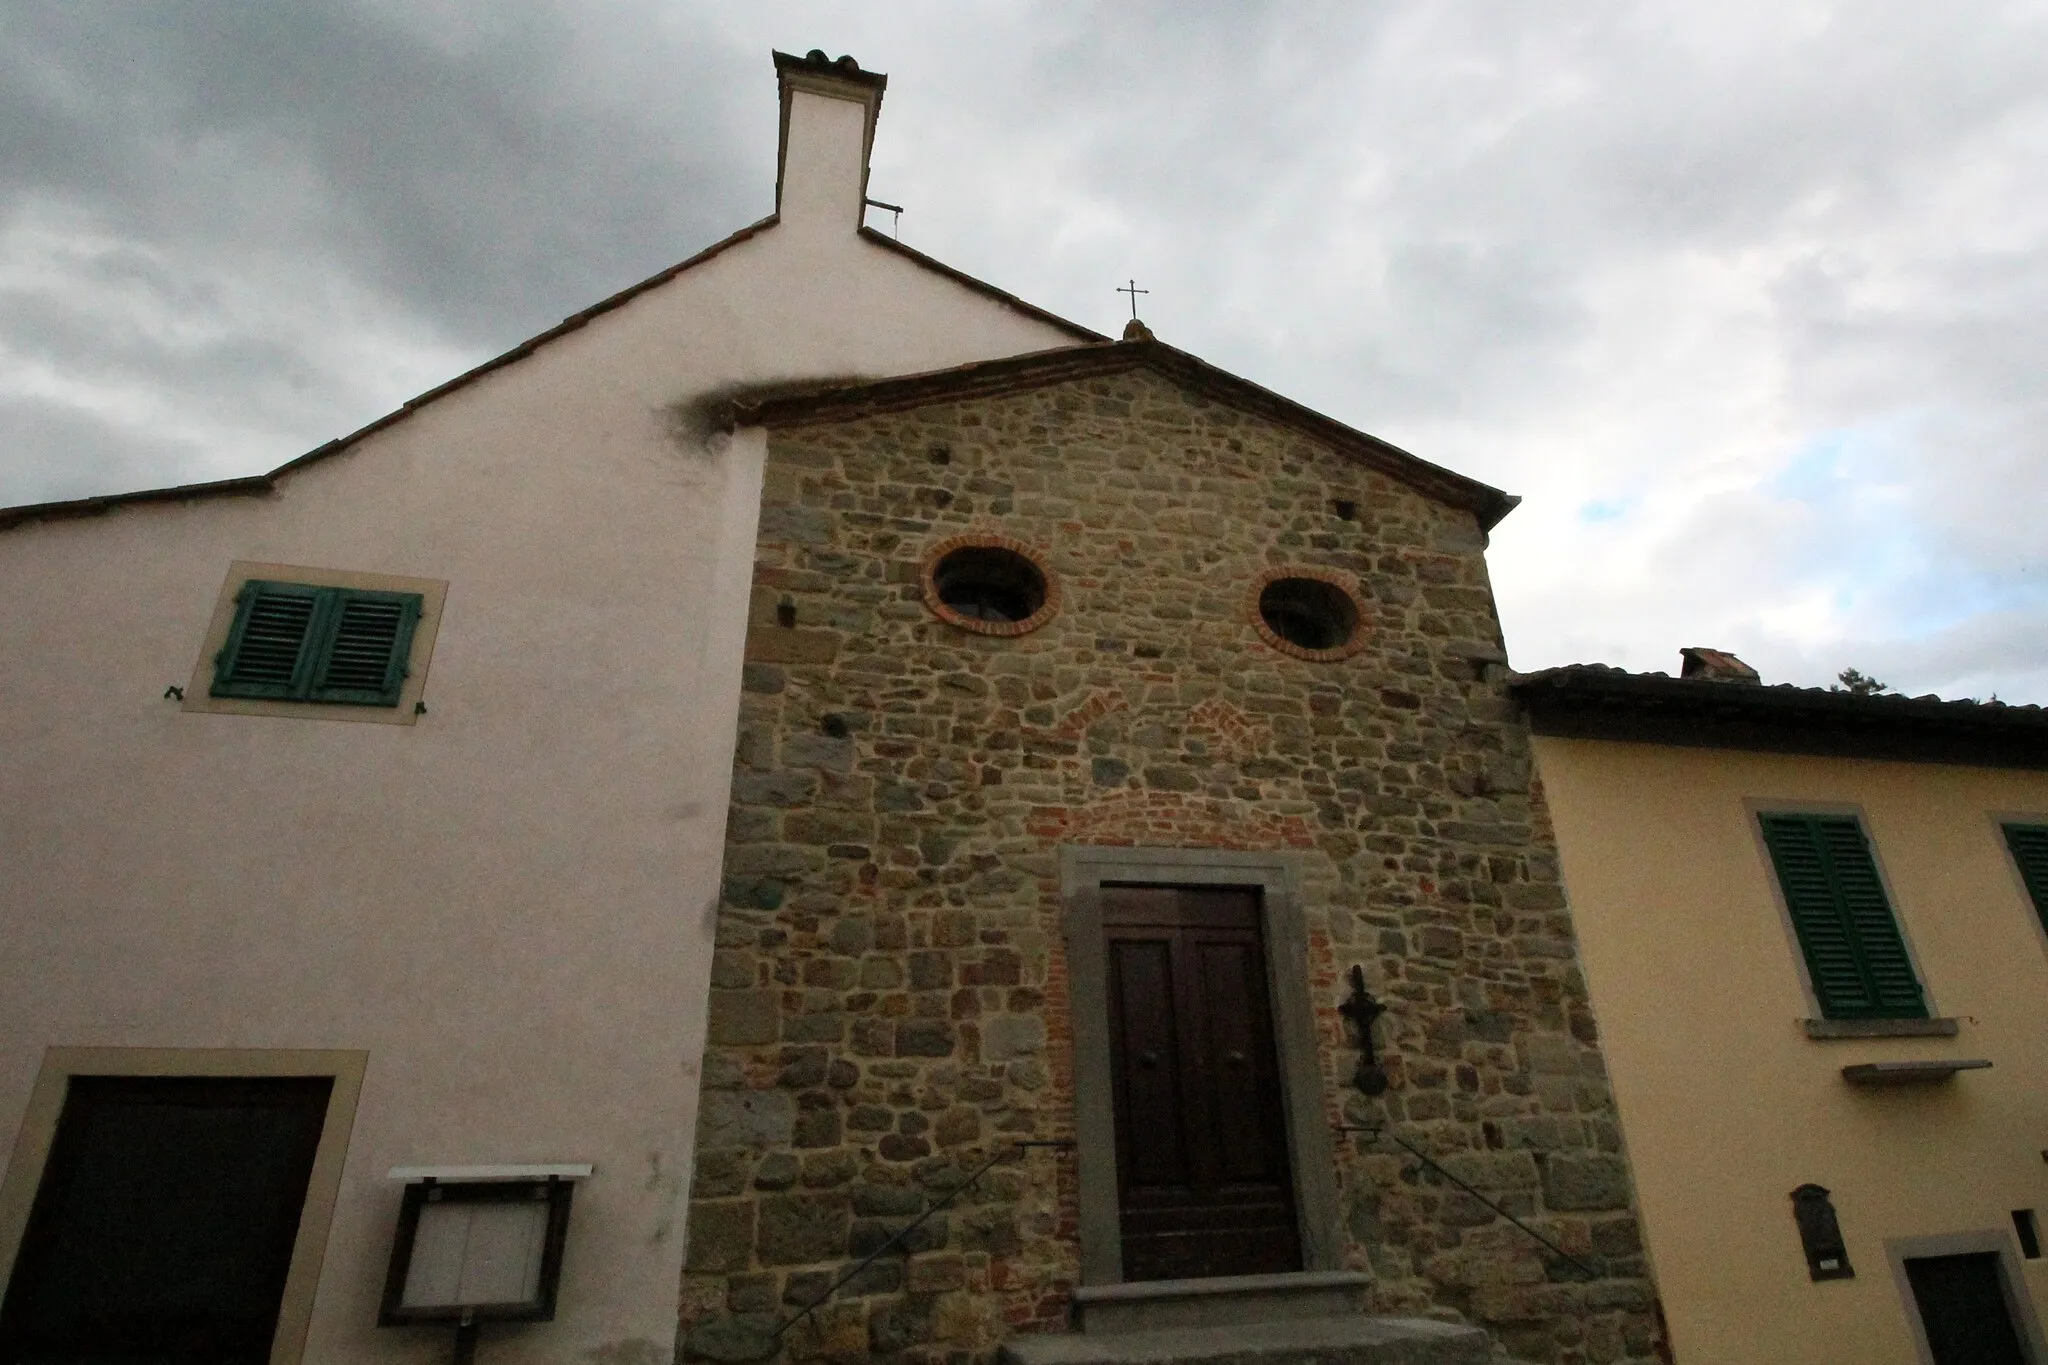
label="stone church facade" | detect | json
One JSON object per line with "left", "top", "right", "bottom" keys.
{"left": 680, "top": 341, "right": 1664, "bottom": 1365}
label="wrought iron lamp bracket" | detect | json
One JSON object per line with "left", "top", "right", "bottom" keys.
{"left": 1339, "top": 964, "right": 1390, "bottom": 1096}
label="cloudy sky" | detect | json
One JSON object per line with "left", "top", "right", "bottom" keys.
{"left": 5, "top": 2, "right": 2044, "bottom": 699}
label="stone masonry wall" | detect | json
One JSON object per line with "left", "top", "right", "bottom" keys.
{"left": 681, "top": 369, "right": 1665, "bottom": 1365}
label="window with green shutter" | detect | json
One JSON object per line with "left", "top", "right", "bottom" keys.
{"left": 2002, "top": 824, "right": 2048, "bottom": 934}
{"left": 1759, "top": 813, "right": 1928, "bottom": 1019}
{"left": 211, "top": 580, "right": 422, "bottom": 707}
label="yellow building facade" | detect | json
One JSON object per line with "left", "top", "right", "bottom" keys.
{"left": 1517, "top": 658, "right": 2048, "bottom": 1365}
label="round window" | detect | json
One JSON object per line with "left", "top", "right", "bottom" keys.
{"left": 1255, "top": 574, "right": 1364, "bottom": 657}
{"left": 921, "top": 537, "right": 1058, "bottom": 636}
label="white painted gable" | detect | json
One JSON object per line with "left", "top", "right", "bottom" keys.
{"left": 0, "top": 51, "right": 1091, "bottom": 1364}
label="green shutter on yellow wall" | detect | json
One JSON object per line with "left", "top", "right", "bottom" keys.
{"left": 2002, "top": 824, "right": 2048, "bottom": 934}
{"left": 1759, "top": 813, "right": 1928, "bottom": 1020}
{"left": 212, "top": 580, "right": 421, "bottom": 706}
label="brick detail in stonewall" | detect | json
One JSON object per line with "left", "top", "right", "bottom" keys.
{"left": 688, "top": 369, "right": 1664, "bottom": 1365}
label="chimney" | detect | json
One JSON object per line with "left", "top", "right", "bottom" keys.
{"left": 773, "top": 50, "right": 887, "bottom": 233}
{"left": 1679, "top": 647, "right": 1761, "bottom": 683}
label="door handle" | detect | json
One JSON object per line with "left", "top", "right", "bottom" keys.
{"left": 1225, "top": 1050, "right": 1246, "bottom": 1066}
{"left": 1138, "top": 1051, "right": 1160, "bottom": 1068}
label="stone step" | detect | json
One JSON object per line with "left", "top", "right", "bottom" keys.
{"left": 1000, "top": 1316, "right": 1498, "bottom": 1365}
{"left": 1071, "top": 1271, "right": 1372, "bottom": 1334}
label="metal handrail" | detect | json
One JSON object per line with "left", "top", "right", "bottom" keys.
{"left": 773, "top": 1139, "right": 1076, "bottom": 1341}
{"left": 1337, "top": 1124, "right": 1599, "bottom": 1280}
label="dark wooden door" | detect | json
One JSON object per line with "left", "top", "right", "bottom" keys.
{"left": 1905, "top": 1253, "right": 2029, "bottom": 1365}
{"left": 1103, "top": 885, "right": 1302, "bottom": 1281}
{"left": 0, "top": 1076, "right": 333, "bottom": 1365}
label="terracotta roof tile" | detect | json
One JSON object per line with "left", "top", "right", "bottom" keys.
{"left": 1510, "top": 663, "right": 2048, "bottom": 768}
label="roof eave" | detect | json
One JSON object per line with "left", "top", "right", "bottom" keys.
{"left": 732, "top": 337, "right": 1518, "bottom": 530}
{"left": 2, "top": 214, "right": 1108, "bottom": 536}
{"left": 0, "top": 213, "right": 786, "bottom": 534}
{"left": 1510, "top": 668, "right": 2048, "bottom": 769}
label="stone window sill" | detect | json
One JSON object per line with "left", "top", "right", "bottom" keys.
{"left": 1804, "top": 1016, "right": 1959, "bottom": 1040}
{"left": 1841, "top": 1059, "right": 1990, "bottom": 1085}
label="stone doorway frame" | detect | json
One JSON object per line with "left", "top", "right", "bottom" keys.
{"left": 1885, "top": 1229, "right": 2048, "bottom": 1365}
{"left": 1059, "top": 845, "right": 1343, "bottom": 1285}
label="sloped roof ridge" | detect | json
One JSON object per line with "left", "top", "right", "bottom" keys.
{"left": 856, "top": 228, "right": 1103, "bottom": 343}
{"left": 727, "top": 336, "right": 1519, "bottom": 530}
{"left": 1, "top": 216, "right": 1102, "bottom": 533}
{"left": 1512, "top": 663, "right": 2044, "bottom": 717}
{"left": 1509, "top": 661, "right": 2048, "bottom": 769}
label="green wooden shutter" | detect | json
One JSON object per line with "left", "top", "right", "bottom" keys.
{"left": 306, "top": 589, "right": 421, "bottom": 706}
{"left": 1760, "top": 813, "right": 1927, "bottom": 1019}
{"left": 2002, "top": 824, "right": 2048, "bottom": 934}
{"left": 211, "top": 581, "right": 328, "bottom": 699}
{"left": 212, "top": 581, "right": 420, "bottom": 705}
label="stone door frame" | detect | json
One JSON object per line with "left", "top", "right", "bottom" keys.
{"left": 1060, "top": 845, "right": 1342, "bottom": 1285}
{"left": 1885, "top": 1229, "right": 2048, "bottom": 1365}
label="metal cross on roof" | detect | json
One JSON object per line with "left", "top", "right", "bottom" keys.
{"left": 1116, "top": 279, "right": 1149, "bottom": 321}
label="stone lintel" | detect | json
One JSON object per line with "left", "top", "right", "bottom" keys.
{"left": 1841, "top": 1059, "right": 1991, "bottom": 1085}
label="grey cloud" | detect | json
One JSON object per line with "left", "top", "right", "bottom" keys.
{"left": 0, "top": 398, "right": 213, "bottom": 505}
{"left": 2, "top": 266, "right": 319, "bottom": 412}
{"left": 2, "top": 2, "right": 764, "bottom": 346}
{"left": 1763, "top": 604, "right": 2048, "bottom": 706}
{"left": 1, "top": 1, "right": 2044, "bottom": 698}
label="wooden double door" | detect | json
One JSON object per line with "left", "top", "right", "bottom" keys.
{"left": 1102, "top": 885, "right": 1302, "bottom": 1281}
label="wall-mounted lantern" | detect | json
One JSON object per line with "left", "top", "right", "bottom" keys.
{"left": 1339, "top": 965, "right": 1390, "bottom": 1096}
{"left": 1791, "top": 1183, "right": 1854, "bottom": 1281}
{"left": 380, "top": 1164, "right": 591, "bottom": 1362}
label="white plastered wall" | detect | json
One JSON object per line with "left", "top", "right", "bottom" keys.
{"left": 0, "top": 70, "right": 1083, "bottom": 1364}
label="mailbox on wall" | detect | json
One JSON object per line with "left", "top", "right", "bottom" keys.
{"left": 1791, "top": 1182, "right": 1854, "bottom": 1281}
